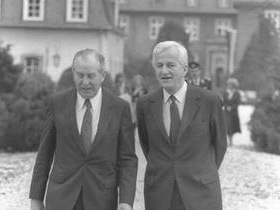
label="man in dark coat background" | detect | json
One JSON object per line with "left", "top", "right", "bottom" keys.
{"left": 137, "top": 41, "right": 227, "bottom": 210}
{"left": 188, "top": 61, "right": 212, "bottom": 90}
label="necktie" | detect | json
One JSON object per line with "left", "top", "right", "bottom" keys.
{"left": 81, "top": 99, "right": 92, "bottom": 153}
{"left": 169, "top": 95, "right": 181, "bottom": 144}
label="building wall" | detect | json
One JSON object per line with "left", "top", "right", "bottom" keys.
{"left": 0, "top": 0, "right": 111, "bottom": 29}
{"left": 122, "top": 9, "right": 237, "bottom": 82}
{"left": 0, "top": 27, "right": 123, "bottom": 81}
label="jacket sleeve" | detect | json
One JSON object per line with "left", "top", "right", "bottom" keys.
{"left": 136, "top": 100, "right": 149, "bottom": 159}
{"left": 29, "top": 99, "right": 56, "bottom": 201}
{"left": 118, "top": 103, "right": 138, "bottom": 205}
{"left": 210, "top": 95, "right": 227, "bottom": 169}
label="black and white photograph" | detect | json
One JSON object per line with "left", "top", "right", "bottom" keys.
{"left": 0, "top": 0, "right": 280, "bottom": 210}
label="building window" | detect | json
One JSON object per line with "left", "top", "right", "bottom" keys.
{"left": 66, "top": 0, "right": 88, "bottom": 22}
{"left": 23, "top": 0, "right": 45, "bottom": 21}
{"left": 23, "top": 56, "right": 42, "bottom": 74}
{"left": 186, "top": 0, "right": 198, "bottom": 7}
{"left": 215, "top": 18, "right": 232, "bottom": 36}
{"left": 184, "top": 17, "right": 200, "bottom": 41}
{"left": 149, "top": 16, "right": 164, "bottom": 40}
{"left": 217, "top": 0, "right": 229, "bottom": 8}
{"left": 119, "top": 15, "right": 130, "bottom": 35}
{"left": 265, "top": 10, "right": 280, "bottom": 29}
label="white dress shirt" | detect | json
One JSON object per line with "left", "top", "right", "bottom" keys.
{"left": 163, "top": 82, "right": 187, "bottom": 136}
{"left": 76, "top": 88, "right": 102, "bottom": 143}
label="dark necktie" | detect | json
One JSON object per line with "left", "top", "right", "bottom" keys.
{"left": 81, "top": 99, "right": 92, "bottom": 153}
{"left": 169, "top": 95, "right": 181, "bottom": 144}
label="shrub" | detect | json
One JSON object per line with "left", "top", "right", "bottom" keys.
{"left": 0, "top": 45, "right": 22, "bottom": 94}
{"left": 1, "top": 72, "right": 54, "bottom": 151}
{"left": 250, "top": 95, "right": 280, "bottom": 155}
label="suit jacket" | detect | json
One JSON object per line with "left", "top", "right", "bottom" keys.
{"left": 136, "top": 84, "right": 227, "bottom": 210}
{"left": 29, "top": 88, "right": 138, "bottom": 210}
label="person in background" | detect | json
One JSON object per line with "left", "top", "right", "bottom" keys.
{"left": 115, "top": 72, "right": 126, "bottom": 96}
{"left": 136, "top": 41, "right": 227, "bottom": 210}
{"left": 29, "top": 49, "right": 138, "bottom": 210}
{"left": 188, "top": 61, "right": 212, "bottom": 90}
{"left": 115, "top": 73, "right": 137, "bottom": 126}
{"left": 223, "top": 77, "right": 241, "bottom": 146}
{"left": 131, "top": 74, "right": 148, "bottom": 103}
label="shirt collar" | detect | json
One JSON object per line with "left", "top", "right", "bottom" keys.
{"left": 163, "top": 82, "right": 187, "bottom": 103}
{"left": 76, "top": 88, "right": 102, "bottom": 110}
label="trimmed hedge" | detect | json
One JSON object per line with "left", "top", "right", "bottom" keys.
{"left": 250, "top": 95, "right": 280, "bottom": 155}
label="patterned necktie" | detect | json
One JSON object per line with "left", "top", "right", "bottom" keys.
{"left": 81, "top": 99, "right": 92, "bottom": 153}
{"left": 169, "top": 95, "right": 181, "bottom": 144}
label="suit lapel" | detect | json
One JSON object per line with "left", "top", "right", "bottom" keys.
{"left": 65, "top": 89, "right": 87, "bottom": 154}
{"left": 88, "top": 89, "right": 113, "bottom": 153}
{"left": 149, "top": 89, "right": 169, "bottom": 143}
{"left": 177, "top": 85, "right": 201, "bottom": 141}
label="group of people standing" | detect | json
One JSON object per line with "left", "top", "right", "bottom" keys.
{"left": 114, "top": 73, "right": 148, "bottom": 126}
{"left": 29, "top": 41, "right": 240, "bottom": 210}
{"left": 186, "top": 61, "right": 241, "bottom": 147}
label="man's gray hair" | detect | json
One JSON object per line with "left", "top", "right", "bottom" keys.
{"left": 152, "top": 41, "right": 189, "bottom": 66}
{"left": 72, "top": 48, "right": 106, "bottom": 74}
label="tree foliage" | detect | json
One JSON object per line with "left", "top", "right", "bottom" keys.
{"left": 156, "top": 21, "right": 191, "bottom": 56}
{"left": 0, "top": 45, "right": 22, "bottom": 94}
{"left": 234, "top": 15, "right": 280, "bottom": 93}
{"left": 1, "top": 73, "right": 55, "bottom": 151}
{"left": 247, "top": 15, "right": 280, "bottom": 155}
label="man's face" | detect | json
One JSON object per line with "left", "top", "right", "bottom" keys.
{"left": 73, "top": 55, "right": 105, "bottom": 99}
{"left": 153, "top": 47, "right": 187, "bottom": 94}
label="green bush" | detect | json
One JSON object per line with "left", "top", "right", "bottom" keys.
{"left": 250, "top": 95, "right": 280, "bottom": 155}
{"left": 0, "top": 45, "right": 22, "bottom": 94}
{"left": 1, "top": 72, "right": 54, "bottom": 151}
{"left": 0, "top": 98, "right": 8, "bottom": 140}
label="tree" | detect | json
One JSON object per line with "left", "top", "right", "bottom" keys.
{"left": 156, "top": 21, "right": 191, "bottom": 57}
{"left": 233, "top": 15, "right": 280, "bottom": 93}
{"left": 1, "top": 73, "right": 55, "bottom": 151}
{"left": 0, "top": 45, "right": 22, "bottom": 94}
{"left": 247, "top": 15, "right": 280, "bottom": 155}
{"left": 0, "top": 98, "right": 8, "bottom": 140}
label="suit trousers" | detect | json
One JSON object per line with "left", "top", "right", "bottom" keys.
{"left": 169, "top": 181, "right": 186, "bottom": 210}
{"left": 73, "top": 188, "right": 85, "bottom": 210}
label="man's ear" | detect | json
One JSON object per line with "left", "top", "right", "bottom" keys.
{"left": 184, "top": 64, "right": 189, "bottom": 75}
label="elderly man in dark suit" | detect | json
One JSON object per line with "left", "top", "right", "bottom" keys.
{"left": 29, "top": 49, "right": 138, "bottom": 210}
{"left": 136, "top": 41, "right": 227, "bottom": 210}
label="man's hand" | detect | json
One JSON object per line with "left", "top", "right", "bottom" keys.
{"left": 30, "top": 199, "right": 44, "bottom": 210}
{"left": 118, "top": 203, "right": 132, "bottom": 210}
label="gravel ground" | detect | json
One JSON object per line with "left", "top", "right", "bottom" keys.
{"left": 0, "top": 105, "right": 280, "bottom": 210}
